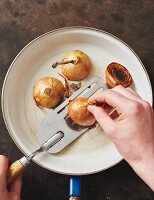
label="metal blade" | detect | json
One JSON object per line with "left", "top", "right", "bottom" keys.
{"left": 38, "top": 76, "right": 106, "bottom": 153}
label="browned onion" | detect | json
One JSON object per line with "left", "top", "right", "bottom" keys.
{"left": 68, "top": 98, "right": 96, "bottom": 126}
{"left": 33, "top": 77, "right": 64, "bottom": 108}
{"left": 61, "top": 50, "right": 92, "bottom": 81}
{"left": 105, "top": 62, "right": 132, "bottom": 88}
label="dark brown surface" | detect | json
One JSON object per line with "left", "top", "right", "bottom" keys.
{"left": 0, "top": 0, "right": 154, "bottom": 199}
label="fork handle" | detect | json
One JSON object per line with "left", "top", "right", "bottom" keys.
{"left": 6, "top": 157, "right": 30, "bottom": 185}
{"left": 6, "top": 160, "right": 25, "bottom": 185}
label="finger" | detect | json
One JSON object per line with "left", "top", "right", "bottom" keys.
{"left": 88, "top": 105, "right": 116, "bottom": 134}
{"left": 0, "top": 155, "right": 9, "bottom": 180}
{"left": 89, "top": 89, "right": 132, "bottom": 114}
{"left": 112, "top": 85, "right": 142, "bottom": 102}
{"left": 0, "top": 155, "right": 9, "bottom": 191}
{"left": 102, "top": 104, "right": 119, "bottom": 119}
{"left": 10, "top": 175, "right": 22, "bottom": 196}
{"left": 126, "top": 87, "right": 139, "bottom": 96}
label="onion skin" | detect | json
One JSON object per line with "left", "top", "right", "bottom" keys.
{"left": 105, "top": 62, "right": 132, "bottom": 88}
{"left": 58, "top": 73, "right": 70, "bottom": 98}
{"left": 68, "top": 98, "right": 96, "bottom": 126}
{"left": 61, "top": 50, "right": 92, "bottom": 81}
{"left": 33, "top": 77, "right": 64, "bottom": 108}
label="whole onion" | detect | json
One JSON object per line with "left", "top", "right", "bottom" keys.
{"left": 105, "top": 62, "right": 132, "bottom": 88}
{"left": 61, "top": 50, "right": 92, "bottom": 81}
{"left": 68, "top": 98, "right": 96, "bottom": 126}
{"left": 33, "top": 77, "right": 64, "bottom": 108}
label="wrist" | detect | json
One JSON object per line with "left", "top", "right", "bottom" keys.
{"left": 129, "top": 158, "right": 154, "bottom": 191}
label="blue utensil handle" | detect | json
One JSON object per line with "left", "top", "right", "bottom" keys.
{"left": 69, "top": 176, "right": 81, "bottom": 199}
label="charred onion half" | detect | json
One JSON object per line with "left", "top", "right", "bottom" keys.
{"left": 33, "top": 77, "right": 64, "bottom": 108}
{"left": 68, "top": 98, "right": 96, "bottom": 126}
{"left": 52, "top": 50, "right": 92, "bottom": 81}
{"left": 105, "top": 62, "right": 132, "bottom": 88}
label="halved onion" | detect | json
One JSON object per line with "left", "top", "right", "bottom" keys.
{"left": 68, "top": 98, "right": 96, "bottom": 126}
{"left": 61, "top": 50, "right": 91, "bottom": 81}
{"left": 33, "top": 77, "right": 64, "bottom": 108}
{"left": 52, "top": 50, "right": 92, "bottom": 81}
{"left": 105, "top": 62, "right": 132, "bottom": 88}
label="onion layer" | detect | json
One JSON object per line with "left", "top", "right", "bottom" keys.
{"left": 105, "top": 62, "right": 132, "bottom": 88}
{"left": 68, "top": 98, "right": 96, "bottom": 126}
{"left": 33, "top": 77, "right": 64, "bottom": 108}
{"left": 61, "top": 50, "right": 92, "bottom": 81}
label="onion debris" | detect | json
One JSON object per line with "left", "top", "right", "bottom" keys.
{"left": 58, "top": 73, "right": 70, "bottom": 98}
{"left": 70, "top": 82, "right": 81, "bottom": 93}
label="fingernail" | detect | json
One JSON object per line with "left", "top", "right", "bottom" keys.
{"left": 87, "top": 105, "right": 94, "bottom": 112}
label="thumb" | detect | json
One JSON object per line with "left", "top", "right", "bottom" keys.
{"left": 0, "top": 155, "right": 8, "bottom": 189}
{"left": 88, "top": 105, "right": 116, "bottom": 134}
{"left": 10, "top": 175, "right": 22, "bottom": 197}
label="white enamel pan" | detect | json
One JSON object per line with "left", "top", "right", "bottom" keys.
{"left": 1, "top": 27, "right": 152, "bottom": 176}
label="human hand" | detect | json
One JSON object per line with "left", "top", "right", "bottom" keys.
{"left": 88, "top": 86, "right": 154, "bottom": 190}
{"left": 0, "top": 155, "right": 22, "bottom": 200}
